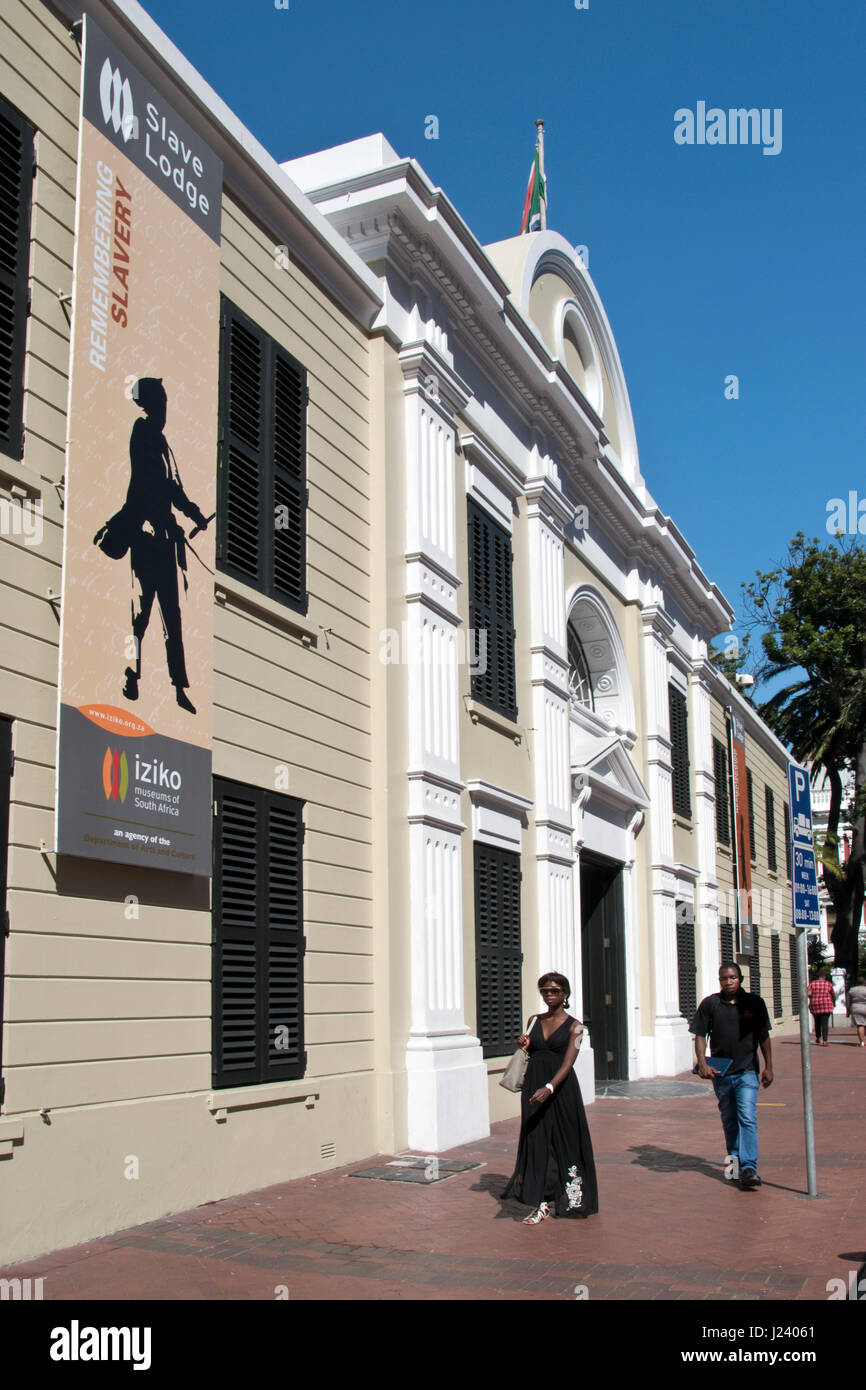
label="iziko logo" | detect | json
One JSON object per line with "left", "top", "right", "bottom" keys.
{"left": 102, "top": 748, "right": 129, "bottom": 803}
{"left": 674, "top": 102, "right": 782, "bottom": 156}
{"left": 99, "top": 57, "right": 136, "bottom": 142}
{"left": 135, "top": 754, "right": 182, "bottom": 791}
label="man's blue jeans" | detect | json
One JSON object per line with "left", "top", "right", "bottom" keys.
{"left": 713, "top": 1069, "right": 760, "bottom": 1173}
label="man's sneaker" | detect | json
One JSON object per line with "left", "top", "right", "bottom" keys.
{"left": 740, "top": 1169, "right": 762, "bottom": 1189}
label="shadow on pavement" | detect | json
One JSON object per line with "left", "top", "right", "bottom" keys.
{"left": 628, "top": 1144, "right": 727, "bottom": 1182}
{"left": 628, "top": 1145, "right": 810, "bottom": 1196}
{"left": 470, "top": 1170, "right": 539, "bottom": 1221}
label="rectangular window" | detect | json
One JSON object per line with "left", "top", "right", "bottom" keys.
{"left": 675, "top": 900, "right": 697, "bottom": 1019}
{"left": 746, "top": 768, "right": 756, "bottom": 860}
{"left": 0, "top": 97, "right": 35, "bottom": 460}
{"left": 217, "top": 299, "right": 308, "bottom": 613}
{"left": 474, "top": 842, "right": 522, "bottom": 1057}
{"left": 771, "top": 935, "right": 783, "bottom": 1018}
{"left": 789, "top": 934, "right": 801, "bottom": 1016}
{"left": 0, "top": 718, "right": 11, "bottom": 1110}
{"left": 784, "top": 804, "right": 792, "bottom": 879}
{"left": 467, "top": 500, "right": 517, "bottom": 722}
{"left": 765, "top": 786, "right": 777, "bottom": 872}
{"left": 668, "top": 685, "right": 691, "bottom": 818}
{"left": 212, "top": 779, "right": 306, "bottom": 1088}
{"left": 713, "top": 738, "right": 731, "bottom": 846}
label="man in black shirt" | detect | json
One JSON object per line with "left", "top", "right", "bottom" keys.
{"left": 690, "top": 963, "right": 774, "bottom": 1189}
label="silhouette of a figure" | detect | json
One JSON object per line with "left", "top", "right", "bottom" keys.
{"left": 121, "top": 378, "right": 209, "bottom": 715}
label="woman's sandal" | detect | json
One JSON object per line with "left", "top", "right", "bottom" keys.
{"left": 523, "top": 1202, "right": 551, "bottom": 1225}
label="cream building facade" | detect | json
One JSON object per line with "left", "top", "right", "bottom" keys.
{"left": 0, "top": 0, "right": 383, "bottom": 1265}
{"left": 286, "top": 135, "right": 800, "bottom": 1150}
{"left": 706, "top": 675, "right": 799, "bottom": 1031}
{"left": 1, "top": 0, "right": 800, "bottom": 1265}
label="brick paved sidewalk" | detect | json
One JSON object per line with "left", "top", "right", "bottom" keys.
{"left": 3, "top": 1028, "right": 865, "bottom": 1302}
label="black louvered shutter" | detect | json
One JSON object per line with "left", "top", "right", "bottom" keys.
{"left": 266, "top": 796, "right": 304, "bottom": 1073}
{"left": 0, "top": 98, "right": 34, "bottom": 460}
{"left": 220, "top": 309, "right": 263, "bottom": 586}
{"left": 749, "top": 937, "right": 761, "bottom": 999}
{"left": 789, "top": 934, "right": 801, "bottom": 1016}
{"left": 675, "top": 900, "right": 697, "bottom": 1019}
{"left": 771, "top": 935, "right": 783, "bottom": 1018}
{"left": 784, "top": 804, "right": 792, "bottom": 879}
{"left": 765, "top": 786, "right": 777, "bottom": 871}
{"left": 468, "top": 501, "right": 517, "bottom": 722}
{"left": 719, "top": 920, "right": 735, "bottom": 968}
{"left": 218, "top": 300, "right": 307, "bottom": 614}
{"left": 474, "top": 843, "right": 522, "bottom": 1057}
{"left": 713, "top": 739, "right": 730, "bottom": 845}
{"left": 668, "top": 685, "right": 691, "bottom": 818}
{"left": 0, "top": 719, "right": 11, "bottom": 1110}
{"left": 272, "top": 354, "right": 306, "bottom": 608}
{"left": 213, "top": 780, "right": 305, "bottom": 1087}
{"left": 746, "top": 769, "right": 756, "bottom": 860}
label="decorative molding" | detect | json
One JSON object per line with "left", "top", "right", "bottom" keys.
{"left": 459, "top": 430, "right": 524, "bottom": 501}
{"left": 465, "top": 778, "right": 533, "bottom": 818}
{"left": 408, "top": 771, "right": 465, "bottom": 832}
{"left": 398, "top": 339, "right": 472, "bottom": 418}
{"left": 405, "top": 557, "right": 460, "bottom": 622}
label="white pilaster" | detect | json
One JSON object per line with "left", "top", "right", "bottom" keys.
{"left": 400, "top": 336, "right": 489, "bottom": 1151}
{"left": 691, "top": 658, "right": 721, "bottom": 999}
{"left": 525, "top": 465, "right": 576, "bottom": 982}
{"left": 641, "top": 605, "right": 691, "bottom": 1074}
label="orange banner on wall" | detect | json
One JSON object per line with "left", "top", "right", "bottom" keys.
{"left": 56, "top": 17, "right": 221, "bottom": 874}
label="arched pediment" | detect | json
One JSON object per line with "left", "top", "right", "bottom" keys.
{"left": 484, "top": 231, "right": 642, "bottom": 488}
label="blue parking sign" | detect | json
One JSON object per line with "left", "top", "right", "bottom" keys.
{"left": 792, "top": 844, "right": 821, "bottom": 928}
{"left": 788, "top": 763, "right": 814, "bottom": 845}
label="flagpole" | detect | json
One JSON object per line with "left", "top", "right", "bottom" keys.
{"left": 535, "top": 118, "right": 546, "bottom": 230}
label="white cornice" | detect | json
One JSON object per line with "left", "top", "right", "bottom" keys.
{"left": 295, "top": 148, "right": 734, "bottom": 638}
{"left": 459, "top": 430, "right": 524, "bottom": 500}
{"left": 464, "top": 779, "right": 534, "bottom": 816}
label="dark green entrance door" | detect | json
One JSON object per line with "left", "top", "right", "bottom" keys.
{"left": 580, "top": 852, "right": 628, "bottom": 1082}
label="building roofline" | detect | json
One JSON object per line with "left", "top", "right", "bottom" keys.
{"left": 290, "top": 142, "right": 734, "bottom": 637}
{"left": 54, "top": 0, "right": 383, "bottom": 329}
{"left": 706, "top": 664, "right": 795, "bottom": 772}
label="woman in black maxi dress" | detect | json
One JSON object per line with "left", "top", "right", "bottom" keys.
{"left": 503, "top": 982, "right": 598, "bottom": 1221}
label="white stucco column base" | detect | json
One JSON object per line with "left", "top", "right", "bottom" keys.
{"left": 405, "top": 1034, "right": 490, "bottom": 1152}
{"left": 651, "top": 1016, "right": 694, "bottom": 1076}
{"left": 575, "top": 1041, "right": 596, "bottom": 1104}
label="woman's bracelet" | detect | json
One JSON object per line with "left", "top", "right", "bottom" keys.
{"left": 544, "top": 1082, "right": 554, "bottom": 1094}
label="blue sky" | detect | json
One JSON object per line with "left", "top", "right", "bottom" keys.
{"left": 144, "top": 0, "right": 865, "bottom": 653}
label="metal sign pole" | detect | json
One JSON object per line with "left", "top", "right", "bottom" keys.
{"left": 796, "top": 925, "right": 818, "bottom": 1197}
{"left": 788, "top": 762, "right": 820, "bottom": 1199}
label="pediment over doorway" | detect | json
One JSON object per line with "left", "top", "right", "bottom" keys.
{"left": 571, "top": 733, "right": 649, "bottom": 812}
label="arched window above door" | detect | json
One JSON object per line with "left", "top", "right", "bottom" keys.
{"left": 567, "top": 626, "right": 595, "bottom": 711}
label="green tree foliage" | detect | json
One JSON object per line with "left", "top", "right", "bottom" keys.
{"left": 743, "top": 533, "right": 866, "bottom": 980}
{"left": 709, "top": 631, "right": 754, "bottom": 688}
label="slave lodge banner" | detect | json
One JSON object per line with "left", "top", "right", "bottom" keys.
{"left": 56, "top": 17, "right": 221, "bottom": 873}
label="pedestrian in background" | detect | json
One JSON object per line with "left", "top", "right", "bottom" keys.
{"left": 807, "top": 968, "right": 835, "bottom": 1046}
{"left": 690, "top": 963, "right": 773, "bottom": 1190}
{"left": 502, "top": 972, "right": 598, "bottom": 1224}
{"left": 847, "top": 976, "right": 866, "bottom": 1048}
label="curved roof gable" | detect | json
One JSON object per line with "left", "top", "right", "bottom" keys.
{"left": 484, "top": 231, "right": 642, "bottom": 491}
